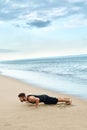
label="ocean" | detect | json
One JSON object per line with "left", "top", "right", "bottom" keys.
{"left": 0, "top": 55, "right": 87, "bottom": 99}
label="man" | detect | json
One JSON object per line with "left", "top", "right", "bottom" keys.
{"left": 18, "top": 93, "right": 72, "bottom": 107}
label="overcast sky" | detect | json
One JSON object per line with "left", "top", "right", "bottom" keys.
{"left": 0, "top": 0, "right": 87, "bottom": 60}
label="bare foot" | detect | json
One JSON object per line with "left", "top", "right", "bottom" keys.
{"left": 64, "top": 98, "right": 72, "bottom": 105}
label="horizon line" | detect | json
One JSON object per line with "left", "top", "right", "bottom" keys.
{"left": 0, "top": 53, "right": 87, "bottom": 62}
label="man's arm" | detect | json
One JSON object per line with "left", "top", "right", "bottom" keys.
{"left": 35, "top": 98, "right": 40, "bottom": 107}
{"left": 27, "top": 96, "right": 40, "bottom": 107}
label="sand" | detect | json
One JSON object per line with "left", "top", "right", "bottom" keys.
{"left": 0, "top": 74, "right": 87, "bottom": 130}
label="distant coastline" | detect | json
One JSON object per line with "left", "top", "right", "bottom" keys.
{"left": 0, "top": 53, "right": 87, "bottom": 62}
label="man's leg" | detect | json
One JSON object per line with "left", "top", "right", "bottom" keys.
{"left": 58, "top": 96, "right": 71, "bottom": 105}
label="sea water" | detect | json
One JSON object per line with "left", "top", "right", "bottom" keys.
{"left": 0, "top": 55, "right": 87, "bottom": 99}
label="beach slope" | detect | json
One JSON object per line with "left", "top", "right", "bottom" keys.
{"left": 0, "top": 75, "right": 87, "bottom": 130}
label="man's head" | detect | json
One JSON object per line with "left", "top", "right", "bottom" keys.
{"left": 18, "top": 93, "right": 27, "bottom": 102}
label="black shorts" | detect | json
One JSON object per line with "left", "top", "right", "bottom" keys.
{"left": 27, "top": 94, "right": 58, "bottom": 105}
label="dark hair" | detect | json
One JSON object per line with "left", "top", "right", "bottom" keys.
{"left": 18, "top": 93, "right": 25, "bottom": 97}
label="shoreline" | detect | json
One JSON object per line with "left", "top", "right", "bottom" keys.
{"left": 1, "top": 73, "right": 87, "bottom": 101}
{"left": 1, "top": 68, "right": 87, "bottom": 100}
{"left": 0, "top": 74, "right": 87, "bottom": 130}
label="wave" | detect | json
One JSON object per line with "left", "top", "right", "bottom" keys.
{"left": 0, "top": 55, "right": 87, "bottom": 84}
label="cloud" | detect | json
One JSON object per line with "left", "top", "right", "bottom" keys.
{"left": 63, "top": 14, "right": 87, "bottom": 28}
{"left": 4, "top": 0, "right": 11, "bottom": 3}
{"left": 0, "top": 0, "right": 87, "bottom": 28}
{"left": 41, "top": 7, "right": 68, "bottom": 18}
{"left": 0, "top": 49, "right": 16, "bottom": 53}
{"left": 66, "top": 0, "right": 87, "bottom": 3}
{"left": 26, "top": 20, "right": 51, "bottom": 28}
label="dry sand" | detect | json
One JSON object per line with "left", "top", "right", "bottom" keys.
{"left": 0, "top": 74, "right": 87, "bottom": 130}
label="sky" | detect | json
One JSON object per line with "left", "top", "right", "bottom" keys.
{"left": 0, "top": 0, "right": 87, "bottom": 60}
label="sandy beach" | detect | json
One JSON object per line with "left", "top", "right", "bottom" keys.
{"left": 0, "top": 74, "right": 87, "bottom": 130}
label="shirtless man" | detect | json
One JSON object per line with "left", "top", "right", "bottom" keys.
{"left": 18, "top": 93, "right": 71, "bottom": 107}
